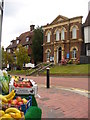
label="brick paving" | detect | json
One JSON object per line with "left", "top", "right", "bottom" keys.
{"left": 36, "top": 85, "right": 88, "bottom": 118}
{"left": 20, "top": 75, "right": 88, "bottom": 90}
{"left": 19, "top": 75, "right": 88, "bottom": 118}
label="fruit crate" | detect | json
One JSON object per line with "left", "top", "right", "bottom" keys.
{"left": 9, "top": 78, "right": 38, "bottom": 96}
{"left": 2, "top": 96, "right": 32, "bottom": 114}
{"left": 18, "top": 96, "right": 32, "bottom": 114}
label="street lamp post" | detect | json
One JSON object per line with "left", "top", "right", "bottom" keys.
{"left": 0, "top": 0, "right": 4, "bottom": 69}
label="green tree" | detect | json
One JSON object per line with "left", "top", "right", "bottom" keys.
{"left": 15, "top": 44, "right": 30, "bottom": 69}
{"left": 32, "top": 26, "right": 43, "bottom": 65}
{"left": 2, "top": 47, "right": 14, "bottom": 68}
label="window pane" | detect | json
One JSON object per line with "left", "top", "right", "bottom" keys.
{"left": 26, "top": 37, "right": 29, "bottom": 42}
{"left": 61, "top": 29, "right": 64, "bottom": 40}
{"left": 72, "top": 48, "right": 76, "bottom": 58}
{"left": 47, "top": 32, "right": 50, "bottom": 42}
{"left": 56, "top": 30, "right": 59, "bottom": 41}
{"left": 72, "top": 27, "right": 77, "bottom": 39}
{"left": 17, "top": 40, "right": 19, "bottom": 44}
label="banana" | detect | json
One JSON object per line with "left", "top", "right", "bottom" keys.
{"left": 14, "top": 112, "right": 21, "bottom": 119}
{"left": 0, "top": 95, "right": 8, "bottom": 103}
{"left": 5, "top": 108, "right": 20, "bottom": 114}
{"left": 0, "top": 113, "right": 12, "bottom": 120}
{"left": 0, "top": 110, "right": 5, "bottom": 117}
{"left": 4, "top": 90, "right": 15, "bottom": 99}
{"left": 9, "top": 112, "right": 16, "bottom": 118}
{"left": 9, "top": 112, "right": 21, "bottom": 119}
{"left": 7, "top": 93, "right": 15, "bottom": 102}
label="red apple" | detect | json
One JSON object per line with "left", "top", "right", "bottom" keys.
{"left": 17, "top": 101, "right": 23, "bottom": 106}
{"left": 11, "top": 99, "right": 18, "bottom": 105}
{"left": 8, "top": 99, "right": 12, "bottom": 104}
{"left": 16, "top": 96, "right": 22, "bottom": 102}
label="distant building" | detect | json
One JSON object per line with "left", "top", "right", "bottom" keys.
{"left": 80, "top": 2, "right": 90, "bottom": 63}
{"left": 6, "top": 25, "right": 35, "bottom": 69}
{"left": 42, "top": 15, "right": 83, "bottom": 64}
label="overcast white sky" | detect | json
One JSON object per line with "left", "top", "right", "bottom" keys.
{"left": 1, "top": 0, "right": 90, "bottom": 48}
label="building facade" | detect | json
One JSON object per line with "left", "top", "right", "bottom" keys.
{"left": 83, "top": 11, "right": 90, "bottom": 56}
{"left": 80, "top": 9, "right": 90, "bottom": 63}
{"left": 6, "top": 25, "right": 35, "bottom": 68}
{"left": 42, "top": 15, "right": 83, "bottom": 64}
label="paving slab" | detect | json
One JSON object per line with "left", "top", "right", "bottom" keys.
{"left": 36, "top": 85, "right": 88, "bottom": 118}
{"left": 18, "top": 75, "right": 88, "bottom": 118}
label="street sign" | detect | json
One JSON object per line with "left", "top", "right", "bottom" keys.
{"left": 67, "top": 53, "right": 69, "bottom": 59}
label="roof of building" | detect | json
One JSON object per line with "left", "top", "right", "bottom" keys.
{"left": 42, "top": 14, "right": 82, "bottom": 28}
{"left": 83, "top": 11, "right": 90, "bottom": 27}
{"left": 6, "top": 30, "right": 34, "bottom": 49}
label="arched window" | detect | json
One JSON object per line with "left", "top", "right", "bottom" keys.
{"left": 61, "top": 28, "right": 65, "bottom": 40}
{"left": 72, "top": 27, "right": 77, "bottom": 39}
{"left": 47, "top": 32, "right": 50, "bottom": 42}
{"left": 72, "top": 48, "right": 76, "bottom": 58}
{"left": 56, "top": 30, "right": 59, "bottom": 41}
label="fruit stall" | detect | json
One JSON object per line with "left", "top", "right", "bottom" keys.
{"left": 0, "top": 69, "right": 42, "bottom": 120}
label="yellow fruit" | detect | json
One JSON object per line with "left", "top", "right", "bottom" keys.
{"left": 5, "top": 108, "right": 20, "bottom": 114}
{"left": 4, "top": 90, "right": 15, "bottom": 99}
{"left": 3, "top": 113, "right": 11, "bottom": 118}
{"left": 9, "top": 112, "right": 16, "bottom": 118}
{"left": 0, "top": 113, "right": 12, "bottom": 120}
{"left": 22, "top": 98, "right": 27, "bottom": 104}
{"left": 0, "top": 110, "right": 5, "bottom": 117}
{"left": 0, "top": 94, "right": 8, "bottom": 103}
{"left": 12, "top": 112, "right": 21, "bottom": 119}
{"left": 7, "top": 93, "right": 15, "bottom": 102}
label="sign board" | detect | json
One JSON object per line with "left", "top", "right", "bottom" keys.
{"left": 67, "top": 53, "right": 69, "bottom": 59}
{"left": 25, "top": 63, "right": 35, "bottom": 68}
{"left": 50, "top": 57, "right": 52, "bottom": 62}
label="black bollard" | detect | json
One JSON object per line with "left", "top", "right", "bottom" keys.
{"left": 46, "top": 67, "right": 50, "bottom": 88}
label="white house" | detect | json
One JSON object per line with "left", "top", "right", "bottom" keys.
{"left": 83, "top": 10, "right": 90, "bottom": 56}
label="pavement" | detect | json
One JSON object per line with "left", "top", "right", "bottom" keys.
{"left": 19, "top": 75, "right": 89, "bottom": 118}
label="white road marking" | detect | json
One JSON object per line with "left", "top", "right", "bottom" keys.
{"left": 37, "top": 94, "right": 41, "bottom": 98}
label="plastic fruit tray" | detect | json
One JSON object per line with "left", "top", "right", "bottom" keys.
{"left": 9, "top": 78, "right": 38, "bottom": 96}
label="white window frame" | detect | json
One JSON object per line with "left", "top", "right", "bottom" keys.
{"left": 56, "top": 30, "right": 59, "bottom": 41}
{"left": 61, "top": 29, "right": 65, "bottom": 40}
{"left": 72, "top": 27, "right": 77, "bottom": 39}
{"left": 47, "top": 50, "right": 50, "bottom": 62}
{"left": 47, "top": 32, "right": 50, "bottom": 43}
{"left": 26, "top": 37, "right": 29, "bottom": 42}
{"left": 72, "top": 48, "right": 76, "bottom": 58}
{"left": 17, "top": 40, "right": 19, "bottom": 44}
{"left": 7, "top": 49, "right": 10, "bottom": 53}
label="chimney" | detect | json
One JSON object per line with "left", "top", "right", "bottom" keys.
{"left": 30, "top": 25, "right": 35, "bottom": 31}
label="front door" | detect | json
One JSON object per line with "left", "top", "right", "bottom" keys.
{"left": 58, "top": 47, "right": 62, "bottom": 62}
